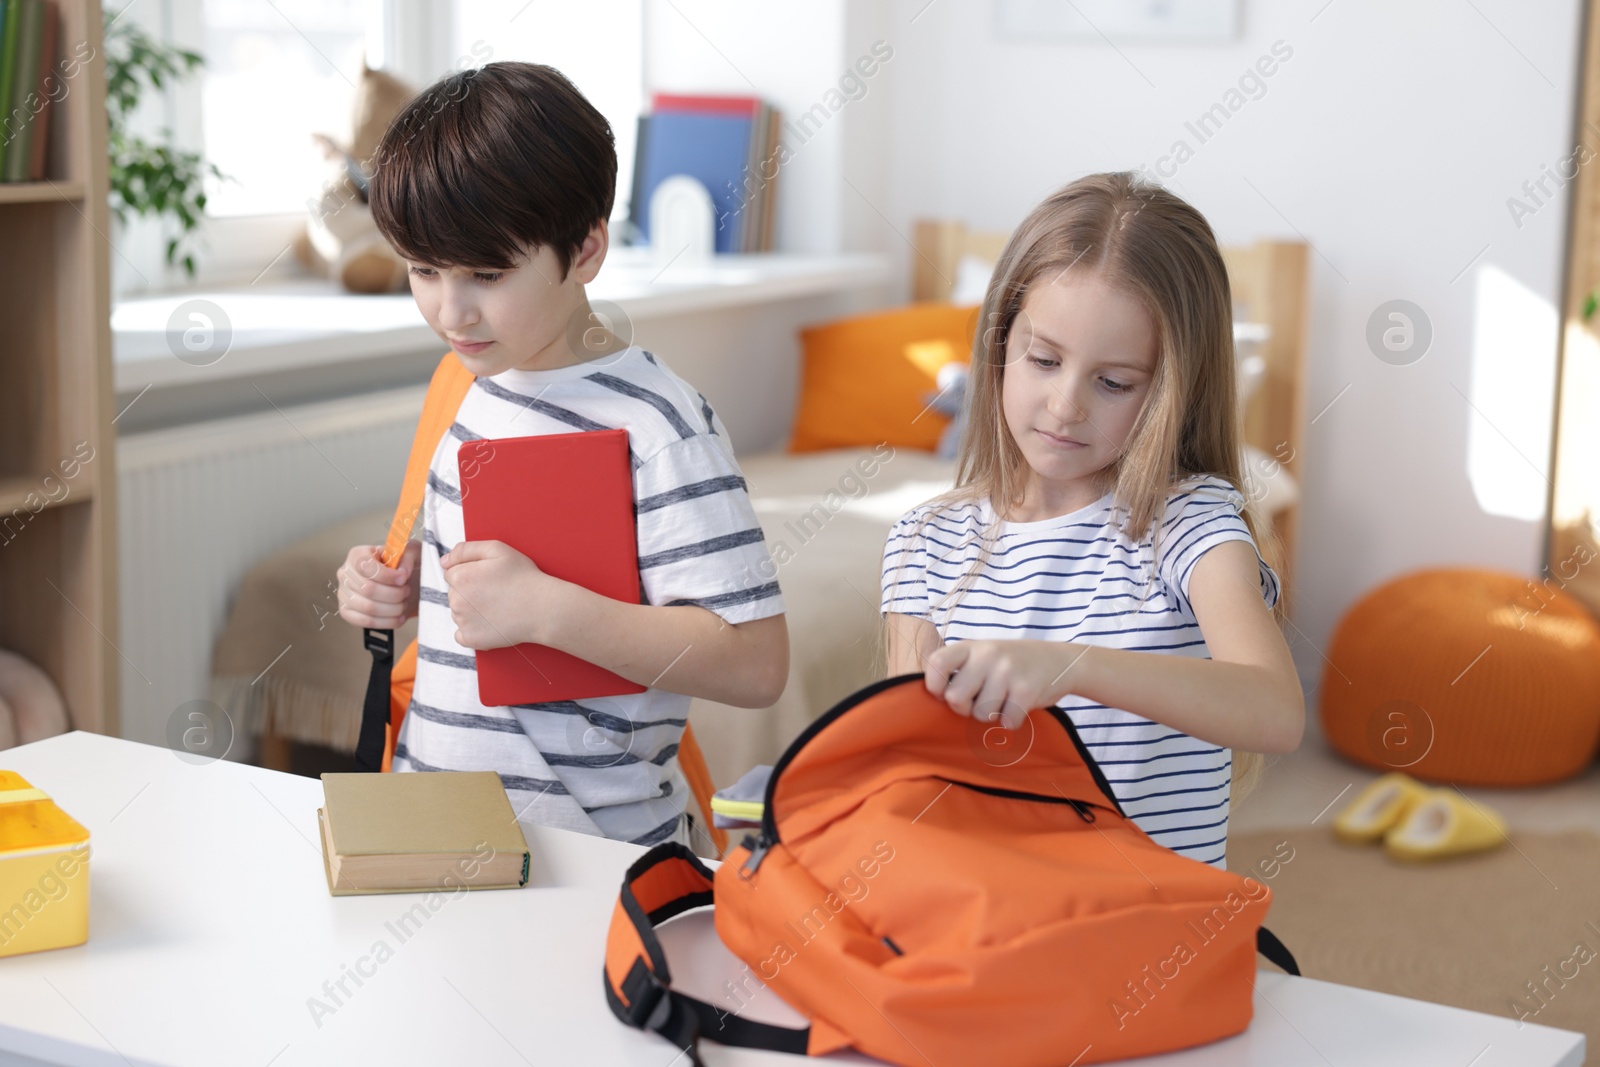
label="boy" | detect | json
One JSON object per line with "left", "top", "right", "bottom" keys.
{"left": 335, "top": 62, "right": 788, "bottom": 849}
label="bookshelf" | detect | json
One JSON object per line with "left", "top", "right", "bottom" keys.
{"left": 0, "top": 0, "right": 118, "bottom": 737}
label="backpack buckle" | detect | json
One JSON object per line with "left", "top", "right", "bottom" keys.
{"left": 620, "top": 958, "right": 671, "bottom": 1031}
{"left": 363, "top": 627, "right": 393, "bottom": 659}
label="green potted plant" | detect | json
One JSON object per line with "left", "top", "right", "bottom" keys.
{"left": 104, "top": 11, "right": 233, "bottom": 281}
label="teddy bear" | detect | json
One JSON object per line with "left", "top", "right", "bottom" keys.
{"left": 0, "top": 648, "right": 70, "bottom": 751}
{"left": 290, "top": 58, "right": 417, "bottom": 295}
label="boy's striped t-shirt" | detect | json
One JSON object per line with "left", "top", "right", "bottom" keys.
{"left": 879, "top": 474, "right": 1280, "bottom": 870}
{"left": 393, "top": 345, "right": 786, "bottom": 848}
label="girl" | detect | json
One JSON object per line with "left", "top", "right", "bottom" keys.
{"left": 880, "top": 171, "right": 1304, "bottom": 871}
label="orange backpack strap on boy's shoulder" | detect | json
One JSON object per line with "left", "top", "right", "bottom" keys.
{"left": 355, "top": 351, "right": 729, "bottom": 857}
{"left": 353, "top": 351, "right": 475, "bottom": 773}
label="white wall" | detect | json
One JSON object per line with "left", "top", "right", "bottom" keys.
{"left": 646, "top": 0, "right": 1586, "bottom": 709}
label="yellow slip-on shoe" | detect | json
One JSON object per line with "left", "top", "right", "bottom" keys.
{"left": 1383, "top": 788, "right": 1509, "bottom": 862}
{"left": 1332, "top": 771, "right": 1432, "bottom": 844}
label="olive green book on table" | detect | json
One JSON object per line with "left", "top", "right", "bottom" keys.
{"left": 318, "top": 771, "right": 531, "bottom": 896}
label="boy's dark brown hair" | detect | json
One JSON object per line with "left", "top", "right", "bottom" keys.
{"left": 369, "top": 61, "right": 616, "bottom": 280}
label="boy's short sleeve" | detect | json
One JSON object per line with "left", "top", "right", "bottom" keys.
{"left": 633, "top": 436, "right": 785, "bottom": 625}
{"left": 1156, "top": 477, "right": 1280, "bottom": 618}
{"left": 880, "top": 509, "right": 932, "bottom": 619}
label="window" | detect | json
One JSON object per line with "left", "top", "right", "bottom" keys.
{"left": 119, "top": 0, "right": 641, "bottom": 293}
{"left": 199, "top": 0, "right": 377, "bottom": 218}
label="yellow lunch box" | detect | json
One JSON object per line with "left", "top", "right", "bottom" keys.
{"left": 0, "top": 771, "right": 90, "bottom": 958}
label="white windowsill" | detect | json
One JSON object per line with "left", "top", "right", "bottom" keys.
{"left": 111, "top": 249, "right": 892, "bottom": 395}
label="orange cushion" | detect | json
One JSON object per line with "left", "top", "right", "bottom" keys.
{"left": 1320, "top": 567, "right": 1600, "bottom": 786}
{"left": 788, "top": 303, "right": 980, "bottom": 453}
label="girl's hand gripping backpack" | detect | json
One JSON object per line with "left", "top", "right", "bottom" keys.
{"left": 605, "top": 673, "right": 1299, "bottom": 1066}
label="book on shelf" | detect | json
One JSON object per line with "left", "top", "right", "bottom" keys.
{"left": 0, "top": 0, "right": 59, "bottom": 183}
{"left": 628, "top": 92, "right": 781, "bottom": 253}
{"left": 318, "top": 770, "right": 531, "bottom": 896}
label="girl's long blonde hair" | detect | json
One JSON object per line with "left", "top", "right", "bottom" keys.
{"left": 882, "top": 171, "right": 1288, "bottom": 808}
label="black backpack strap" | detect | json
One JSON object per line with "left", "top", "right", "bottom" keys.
{"left": 353, "top": 627, "right": 393, "bottom": 772}
{"left": 603, "top": 843, "right": 812, "bottom": 1063}
{"left": 1256, "top": 925, "right": 1300, "bottom": 976}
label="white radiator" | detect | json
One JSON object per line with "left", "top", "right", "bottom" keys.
{"left": 116, "top": 385, "right": 426, "bottom": 752}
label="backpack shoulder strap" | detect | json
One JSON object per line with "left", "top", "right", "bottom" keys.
{"left": 678, "top": 724, "right": 728, "bottom": 856}
{"left": 1256, "top": 925, "right": 1300, "bottom": 975}
{"left": 381, "top": 351, "right": 476, "bottom": 568}
{"left": 605, "top": 843, "right": 813, "bottom": 1065}
{"left": 355, "top": 352, "right": 474, "bottom": 772}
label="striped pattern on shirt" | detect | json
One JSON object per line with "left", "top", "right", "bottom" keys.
{"left": 879, "top": 474, "right": 1279, "bottom": 870}
{"left": 394, "top": 346, "right": 786, "bottom": 847}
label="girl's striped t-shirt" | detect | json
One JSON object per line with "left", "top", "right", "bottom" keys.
{"left": 879, "top": 474, "right": 1280, "bottom": 870}
{"left": 393, "top": 345, "right": 785, "bottom": 849}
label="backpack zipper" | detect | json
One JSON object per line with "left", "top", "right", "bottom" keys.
{"left": 743, "top": 672, "right": 1128, "bottom": 875}
{"left": 1043, "top": 707, "right": 1129, "bottom": 819}
{"left": 749, "top": 673, "right": 921, "bottom": 873}
{"left": 745, "top": 778, "right": 1099, "bottom": 875}
{"left": 741, "top": 832, "right": 772, "bottom": 874}
{"left": 935, "top": 777, "right": 1099, "bottom": 822}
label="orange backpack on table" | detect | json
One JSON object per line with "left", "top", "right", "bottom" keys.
{"left": 354, "top": 351, "right": 728, "bottom": 856}
{"left": 605, "top": 673, "right": 1299, "bottom": 1066}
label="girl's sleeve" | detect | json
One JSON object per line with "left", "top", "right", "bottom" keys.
{"left": 1155, "top": 477, "right": 1280, "bottom": 618}
{"left": 880, "top": 510, "right": 931, "bottom": 618}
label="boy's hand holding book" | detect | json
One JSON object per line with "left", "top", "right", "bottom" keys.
{"left": 441, "top": 538, "right": 582, "bottom": 651}
{"left": 337, "top": 539, "right": 422, "bottom": 630}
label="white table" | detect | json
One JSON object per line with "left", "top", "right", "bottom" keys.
{"left": 0, "top": 732, "right": 1586, "bottom": 1067}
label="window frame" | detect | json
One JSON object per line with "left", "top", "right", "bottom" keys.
{"left": 119, "top": 0, "right": 451, "bottom": 292}
{"left": 122, "top": 0, "right": 642, "bottom": 295}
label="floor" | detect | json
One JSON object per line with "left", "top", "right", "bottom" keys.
{"left": 1231, "top": 708, "right": 1600, "bottom": 838}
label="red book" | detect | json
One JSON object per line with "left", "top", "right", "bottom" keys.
{"left": 651, "top": 92, "right": 761, "bottom": 117}
{"left": 457, "top": 428, "right": 646, "bottom": 707}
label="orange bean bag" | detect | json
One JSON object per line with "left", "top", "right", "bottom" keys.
{"left": 1320, "top": 567, "right": 1600, "bottom": 786}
